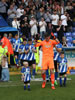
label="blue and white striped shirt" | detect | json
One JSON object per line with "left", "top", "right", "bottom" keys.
{"left": 54, "top": 43, "right": 62, "bottom": 61}
{"left": 19, "top": 44, "right": 29, "bottom": 60}
{"left": 12, "top": 38, "right": 21, "bottom": 52}
{"left": 21, "top": 67, "right": 30, "bottom": 82}
{"left": 57, "top": 57, "right": 67, "bottom": 73}
{"left": 54, "top": 52, "right": 60, "bottom": 61}
{"left": 27, "top": 44, "right": 36, "bottom": 61}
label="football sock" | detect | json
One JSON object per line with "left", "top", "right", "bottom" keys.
{"left": 28, "top": 85, "right": 30, "bottom": 89}
{"left": 64, "top": 77, "right": 66, "bottom": 86}
{"left": 32, "top": 69, "right": 35, "bottom": 77}
{"left": 15, "top": 58, "right": 18, "bottom": 65}
{"left": 55, "top": 72, "right": 58, "bottom": 81}
{"left": 51, "top": 73, "right": 55, "bottom": 86}
{"left": 59, "top": 77, "right": 62, "bottom": 86}
{"left": 42, "top": 74, "right": 46, "bottom": 81}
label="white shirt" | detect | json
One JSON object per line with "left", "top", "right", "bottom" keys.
{"left": 2, "top": 62, "right": 8, "bottom": 69}
{"left": 30, "top": 20, "right": 37, "bottom": 31}
{"left": 39, "top": 21, "right": 46, "bottom": 32}
{"left": 17, "top": 8, "right": 24, "bottom": 18}
{"left": 52, "top": 14, "right": 59, "bottom": 25}
{"left": 61, "top": 15, "right": 67, "bottom": 26}
{"left": 12, "top": 20, "right": 20, "bottom": 29}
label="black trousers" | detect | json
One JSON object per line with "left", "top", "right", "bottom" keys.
{"left": 0, "top": 65, "right": 2, "bottom": 79}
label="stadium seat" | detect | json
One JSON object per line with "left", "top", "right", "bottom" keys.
{"left": 65, "top": 32, "right": 71, "bottom": 37}
{"left": 66, "top": 37, "right": 73, "bottom": 43}
{"left": 54, "top": 33, "right": 58, "bottom": 37}
{"left": 72, "top": 27, "right": 75, "bottom": 32}
{"left": 67, "top": 42, "right": 73, "bottom": 47}
{"left": 72, "top": 32, "right": 75, "bottom": 38}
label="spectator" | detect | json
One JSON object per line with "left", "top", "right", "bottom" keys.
{"left": 44, "top": 10, "right": 52, "bottom": 31}
{"left": 39, "top": 17, "right": 47, "bottom": 39}
{"left": 65, "top": 2, "right": 72, "bottom": 11}
{"left": 44, "top": 10, "right": 52, "bottom": 24}
{"left": 29, "top": 10, "right": 36, "bottom": 21}
{"left": 62, "top": 37, "right": 67, "bottom": 46}
{"left": 25, "top": 6, "right": 30, "bottom": 16}
{"left": 11, "top": 2, "right": 18, "bottom": 10}
{"left": 67, "top": 13, "right": 73, "bottom": 32}
{"left": 51, "top": 10, "right": 59, "bottom": 32}
{"left": 20, "top": 10, "right": 27, "bottom": 21}
{"left": 61, "top": 11, "right": 68, "bottom": 32}
{"left": 56, "top": 20, "right": 64, "bottom": 44}
{"left": 29, "top": 16, "right": 38, "bottom": 37}
{"left": 66, "top": 2, "right": 73, "bottom": 20}
{"left": 12, "top": 17, "right": 20, "bottom": 29}
{"left": 7, "top": 4, "right": 17, "bottom": 26}
{"left": 20, "top": 16, "right": 30, "bottom": 38}
{"left": 60, "top": 1, "right": 65, "bottom": 15}
{"left": 0, "top": 0, "right": 8, "bottom": 20}
{"left": 16, "top": 4, "right": 24, "bottom": 19}
{"left": 36, "top": 8, "right": 44, "bottom": 22}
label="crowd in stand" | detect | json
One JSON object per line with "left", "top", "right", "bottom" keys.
{"left": 0, "top": 0, "right": 75, "bottom": 46}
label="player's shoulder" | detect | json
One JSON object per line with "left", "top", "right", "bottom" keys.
{"left": 26, "top": 67, "right": 30, "bottom": 71}
{"left": 57, "top": 56, "right": 61, "bottom": 61}
{"left": 20, "top": 44, "right": 24, "bottom": 47}
{"left": 21, "top": 67, "right": 26, "bottom": 72}
{"left": 26, "top": 43, "right": 29, "bottom": 47}
{"left": 64, "top": 57, "right": 67, "bottom": 61}
{"left": 27, "top": 66, "right": 30, "bottom": 69}
{"left": 12, "top": 38, "right": 15, "bottom": 41}
{"left": 18, "top": 38, "right": 21, "bottom": 41}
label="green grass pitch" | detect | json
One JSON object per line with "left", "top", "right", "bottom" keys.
{"left": 0, "top": 74, "right": 75, "bottom": 100}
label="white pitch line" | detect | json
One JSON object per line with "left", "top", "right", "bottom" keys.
{"left": 0, "top": 78, "right": 71, "bottom": 88}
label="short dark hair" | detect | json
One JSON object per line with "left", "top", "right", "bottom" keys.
{"left": 15, "top": 34, "right": 18, "bottom": 36}
{"left": 44, "top": 33, "right": 50, "bottom": 38}
{"left": 23, "top": 38, "right": 27, "bottom": 41}
{"left": 28, "top": 38, "right": 32, "bottom": 41}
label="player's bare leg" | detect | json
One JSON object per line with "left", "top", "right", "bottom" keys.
{"left": 41, "top": 70, "right": 46, "bottom": 88}
{"left": 50, "top": 69, "right": 55, "bottom": 90}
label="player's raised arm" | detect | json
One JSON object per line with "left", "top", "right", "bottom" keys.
{"left": 52, "top": 38, "right": 60, "bottom": 47}
{"left": 51, "top": 32, "right": 60, "bottom": 44}
{"left": 55, "top": 38, "right": 60, "bottom": 44}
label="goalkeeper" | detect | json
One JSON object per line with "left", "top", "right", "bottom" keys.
{"left": 34, "top": 33, "right": 59, "bottom": 90}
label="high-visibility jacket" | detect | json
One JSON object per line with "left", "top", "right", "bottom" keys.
{"left": 0, "top": 46, "right": 8, "bottom": 65}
